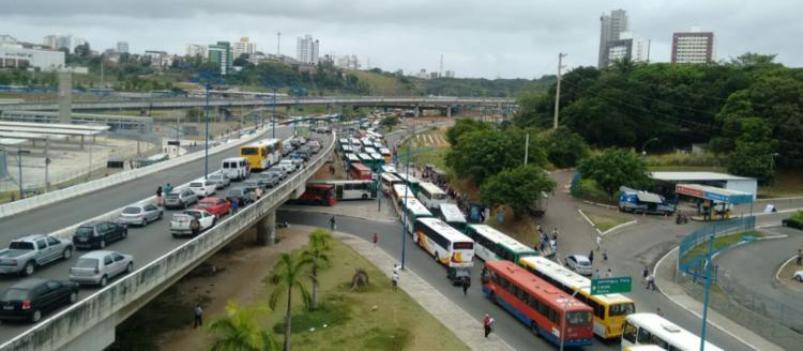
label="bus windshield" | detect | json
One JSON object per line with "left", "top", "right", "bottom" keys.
{"left": 453, "top": 242, "right": 473, "bottom": 250}
{"left": 241, "top": 148, "right": 258, "bottom": 155}
{"left": 609, "top": 303, "right": 635, "bottom": 316}
{"left": 566, "top": 311, "right": 592, "bottom": 325}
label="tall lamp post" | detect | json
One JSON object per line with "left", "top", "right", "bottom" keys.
{"left": 204, "top": 82, "right": 210, "bottom": 179}
{"left": 399, "top": 124, "right": 415, "bottom": 270}
{"left": 15, "top": 148, "right": 31, "bottom": 199}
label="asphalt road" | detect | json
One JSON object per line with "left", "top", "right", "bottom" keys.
{"left": 0, "top": 126, "right": 332, "bottom": 342}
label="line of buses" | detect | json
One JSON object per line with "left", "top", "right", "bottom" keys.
{"left": 381, "top": 167, "right": 723, "bottom": 351}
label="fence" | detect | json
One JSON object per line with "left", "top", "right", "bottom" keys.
{"left": 677, "top": 216, "right": 756, "bottom": 280}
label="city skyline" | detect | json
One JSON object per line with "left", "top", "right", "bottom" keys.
{"left": 2, "top": 0, "right": 802, "bottom": 78}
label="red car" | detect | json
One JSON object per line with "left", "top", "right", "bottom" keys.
{"left": 193, "top": 196, "right": 231, "bottom": 218}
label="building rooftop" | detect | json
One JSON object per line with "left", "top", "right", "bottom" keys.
{"left": 650, "top": 171, "right": 754, "bottom": 182}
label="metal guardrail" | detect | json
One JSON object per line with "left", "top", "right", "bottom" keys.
{"left": 0, "top": 132, "right": 336, "bottom": 351}
{"left": 678, "top": 216, "right": 756, "bottom": 279}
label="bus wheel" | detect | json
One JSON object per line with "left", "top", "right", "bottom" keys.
{"left": 531, "top": 322, "right": 541, "bottom": 337}
{"left": 433, "top": 253, "right": 439, "bottom": 263}
{"left": 362, "top": 194, "right": 368, "bottom": 200}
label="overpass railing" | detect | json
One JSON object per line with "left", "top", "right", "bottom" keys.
{"left": 677, "top": 216, "right": 756, "bottom": 281}
{"left": 0, "top": 133, "right": 336, "bottom": 351}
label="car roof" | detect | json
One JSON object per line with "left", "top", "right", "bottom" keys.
{"left": 9, "top": 278, "right": 50, "bottom": 290}
{"left": 78, "top": 250, "right": 117, "bottom": 259}
{"left": 14, "top": 234, "right": 49, "bottom": 241}
{"left": 570, "top": 254, "right": 590, "bottom": 262}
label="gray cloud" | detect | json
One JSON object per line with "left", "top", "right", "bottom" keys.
{"left": 1, "top": 0, "right": 801, "bottom": 78}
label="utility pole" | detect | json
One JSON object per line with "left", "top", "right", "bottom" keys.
{"left": 524, "top": 133, "right": 529, "bottom": 166}
{"left": 276, "top": 32, "right": 281, "bottom": 56}
{"left": 100, "top": 58, "right": 105, "bottom": 88}
{"left": 204, "top": 82, "right": 210, "bottom": 179}
{"left": 699, "top": 231, "right": 715, "bottom": 351}
{"left": 553, "top": 52, "right": 567, "bottom": 129}
{"left": 272, "top": 88, "right": 277, "bottom": 139}
{"left": 44, "top": 138, "right": 50, "bottom": 193}
{"left": 16, "top": 148, "right": 30, "bottom": 199}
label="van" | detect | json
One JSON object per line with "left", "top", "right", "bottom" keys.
{"left": 221, "top": 157, "right": 249, "bottom": 181}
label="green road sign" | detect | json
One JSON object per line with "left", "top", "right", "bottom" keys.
{"left": 591, "top": 276, "right": 632, "bottom": 295}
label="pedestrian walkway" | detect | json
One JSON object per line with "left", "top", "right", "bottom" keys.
{"left": 328, "top": 227, "right": 515, "bottom": 351}
{"left": 654, "top": 247, "right": 784, "bottom": 351}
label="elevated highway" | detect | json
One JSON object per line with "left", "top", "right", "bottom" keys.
{"left": 0, "top": 126, "right": 336, "bottom": 350}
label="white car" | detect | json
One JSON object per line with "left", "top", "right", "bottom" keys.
{"left": 69, "top": 250, "right": 134, "bottom": 287}
{"left": 170, "top": 210, "right": 216, "bottom": 237}
{"left": 276, "top": 161, "right": 296, "bottom": 174}
{"left": 565, "top": 254, "right": 593, "bottom": 276}
{"left": 188, "top": 179, "right": 216, "bottom": 197}
{"left": 794, "top": 271, "right": 803, "bottom": 282}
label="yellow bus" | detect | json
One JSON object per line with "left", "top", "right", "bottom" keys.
{"left": 240, "top": 138, "right": 282, "bottom": 171}
{"left": 518, "top": 256, "right": 636, "bottom": 339}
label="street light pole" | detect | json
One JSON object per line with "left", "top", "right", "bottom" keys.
{"left": 204, "top": 82, "right": 210, "bottom": 179}
{"left": 553, "top": 52, "right": 567, "bottom": 129}
{"left": 272, "top": 87, "right": 277, "bottom": 139}
{"left": 699, "top": 232, "right": 715, "bottom": 351}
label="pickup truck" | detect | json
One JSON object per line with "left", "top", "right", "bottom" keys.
{"left": 0, "top": 235, "right": 74, "bottom": 276}
{"left": 170, "top": 210, "right": 216, "bottom": 238}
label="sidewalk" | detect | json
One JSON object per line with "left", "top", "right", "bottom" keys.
{"left": 654, "top": 247, "right": 784, "bottom": 351}
{"left": 317, "top": 226, "right": 514, "bottom": 351}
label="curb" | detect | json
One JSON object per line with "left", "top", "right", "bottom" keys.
{"left": 601, "top": 219, "right": 638, "bottom": 236}
{"left": 774, "top": 256, "right": 798, "bottom": 283}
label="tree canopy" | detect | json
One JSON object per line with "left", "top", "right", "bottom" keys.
{"left": 480, "top": 165, "right": 556, "bottom": 217}
{"left": 577, "top": 148, "right": 651, "bottom": 197}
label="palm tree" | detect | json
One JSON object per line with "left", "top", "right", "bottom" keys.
{"left": 208, "top": 301, "right": 279, "bottom": 351}
{"left": 268, "top": 252, "right": 311, "bottom": 351}
{"left": 302, "top": 229, "right": 333, "bottom": 310}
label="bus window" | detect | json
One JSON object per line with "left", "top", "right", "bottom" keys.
{"left": 566, "top": 311, "right": 592, "bottom": 326}
{"left": 609, "top": 303, "right": 635, "bottom": 317}
{"left": 622, "top": 321, "right": 637, "bottom": 343}
{"left": 636, "top": 327, "right": 652, "bottom": 344}
{"left": 242, "top": 148, "right": 257, "bottom": 155}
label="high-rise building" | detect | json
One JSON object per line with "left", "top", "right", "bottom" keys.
{"left": 116, "top": 41, "right": 129, "bottom": 54}
{"left": 296, "top": 34, "right": 319, "bottom": 64}
{"left": 232, "top": 36, "right": 256, "bottom": 59}
{"left": 42, "top": 34, "right": 86, "bottom": 52}
{"left": 208, "top": 41, "right": 233, "bottom": 75}
{"left": 598, "top": 9, "right": 629, "bottom": 68}
{"left": 336, "top": 54, "right": 360, "bottom": 70}
{"left": 444, "top": 70, "right": 455, "bottom": 78}
{"left": 671, "top": 28, "right": 715, "bottom": 64}
{"left": 186, "top": 44, "right": 207, "bottom": 59}
{"left": 606, "top": 32, "right": 649, "bottom": 65}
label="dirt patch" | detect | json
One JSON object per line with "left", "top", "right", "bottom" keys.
{"left": 777, "top": 258, "right": 803, "bottom": 293}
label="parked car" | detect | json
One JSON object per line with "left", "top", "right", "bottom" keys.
{"left": 254, "top": 172, "right": 281, "bottom": 188}
{"left": 69, "top": 251, "right": 134, "bottom": 287}
{"left": 794, "top": 271, "right": 803, "bottom": 282}
{"left": 207, "top": 173, "right": 231, "bottom": 189}
{"left": 188, "top": 179, "right": 216, "bottom": 198}
{"left": 565, "top": 254, "right": 593, "bottom": 276}
{"left": 227, "top": 187, "right": 258, "bottom": 206}
{"left": 118, "top": 203, "right": 163, "bottom": 226}
{"left": 165, "top": 189, "right": 199, "bottom": 209}
{"left": 193, "top": 196, "right": 231, "bottom": 218}
{"left": 0, "top": 235, "right": 74, "bottom": 276}
{"left": 73, "top": 221, "right": 128, "bottom": 250}
{"left": 170, "top": 210, "right": 216, "bottom": 238}
{"left": 0, "top": 278, "right": 79, "bottom": 322}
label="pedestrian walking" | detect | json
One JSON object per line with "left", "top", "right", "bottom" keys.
{"left": 642, "top": 265, "right": 650, "bottom": 283}
{"left": 646, "top": 273, "right": 657, "bottom": 291}
{"left": 462, "top": 276, "right": 471, "bottom": 296}
{"left": 255, "top": 186, "right": 263, "bottom": 200}
{"left": 596, "top": 235, "right": 602, "bottom": 251}
{"left": 588, "top": 250, "right": 594, "bottom": 265}
{"left": 193, "top": 304, "right": 203, "bottom": 328}
{"left": 656, "top": 307, "right": 663, "bottom": 317}
{"left": 391, "top": 270, "right": 400, "bottom": 291}
{"left": 603, "top": 249, "right": 608, "bottom": 262}
{"left": 605, "top": 268, "right": 613, "bottom": 279}
{"left": 164, "top": 183, "right": 173, "bottom": 196}
{"left": 482, "top": 314, "right": 495, "bottom": 338}
{"left": 329, "top": 216, "right": 337, "bottom": 231}
{"left": 230, "top": 197, "right": 238, "bottom": 213}
{"left": 156, "top": 186, "right": 163, "bottom": 198}
{"left": 552, "top": 227, "right": 559, "bottom": 240}
{"left": 190, "top": 218, "right": 201, "bottom": 237}
{"left": 798, "top": 248, "right": 803, "bottom": 266}
{"left": 372, "top": 232, "right": 379, "bottom": 246}
{"left": 155, "top": 186, "right": 164, "bottom": 207}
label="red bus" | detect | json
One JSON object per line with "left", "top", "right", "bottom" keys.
{"left": 349, "top": 163, "right": 373, "bottom": 180}
{"left": 288, "top": 184, "right": 336, "bottom": 206}
{"left": 481, "top": 260, "right": 593, "bottom": 347}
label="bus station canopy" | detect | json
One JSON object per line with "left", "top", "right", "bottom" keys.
{"left": 675, "top": 183, "right": 753, "bottom": 205}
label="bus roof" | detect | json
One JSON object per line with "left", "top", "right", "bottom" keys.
{"left": 416, "top": 217, "right": 473, "bottom": 243}
{"left": 518, "top": 256, "right": 633, "bottom": 305}
{"left": 439, "top": 203, "right": 466, "bottom": 223}
{"left": 381, "top": 165, "right": 398, "bottom": 174}
{"left": 398, "top": 173, "right": 421, "bottom": 185}
{"left": 311, "top": 179, "right": 373, "bottom": 185}
{"left": 393, "top": 184, "right": 414, "bottom": 197}
{"left": 364, "top": 147, "right": 377, "bottom": 154}
{"left": 381, "top": 172, "right": 402, "bottom": 183}
{"left": 419, "top": 182, "right": 446, "bottom": 196}
{"left": 468, "top": 224, "right": 534, "bottom": 254}
{"left": 403, "top": 198, "right": 433, "bottom": 216}
{"left": 339, "top": 138, "right": 349, "bottom": 144}
{"left": 358, "top": 153, "right": 373, "bottom": 160}
{"left": 380, "top": 147, "right": 392, "bottom": 155}
{"left": 346, "top": 153, "right": 360, "bottom": 162}
{"left": 623, "top": 346, "right": 667, "bottom": 351}
{"left": 351, "top": 163, "right": 371, "bottom": 172}
{"left": 370, "top": 153, "right": 384, "bottom": 160}
{"left": 626, "top": 313, "right": 723, "bottom": 351}
{"left": 485, "top": 260, "right": 592, "bottom": 312}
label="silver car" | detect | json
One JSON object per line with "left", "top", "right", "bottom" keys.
{"left": 165, "top": 189, "right": 199, "bottom": 209}
{"left": 207, "top": 173, "right": 231, "bottom": 189}
{"left": 69, "top": 250, "right": 133, "bottom": 287}
{"left": 118, "top": 203, "right": 163, "bottom": 226}
{"left": 565, "top": 254, "right": 593, "bottom": 276}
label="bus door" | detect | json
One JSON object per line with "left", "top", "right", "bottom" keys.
{"left": 336, "top": 185, "right": 344, "bottom": 200}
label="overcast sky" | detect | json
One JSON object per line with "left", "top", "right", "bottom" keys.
{"left": 2, "top": 0, "right": 801, "bottom": 79}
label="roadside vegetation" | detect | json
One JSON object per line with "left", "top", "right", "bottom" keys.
{"left": 680, "top": 231, "right": 764, "bottom": 263}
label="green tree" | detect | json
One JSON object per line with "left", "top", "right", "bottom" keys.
{"left": 727, "top": 141, "right": 776, "bottom": 183}
{"left": 379, "top": 115, "right": 400, "bottom": 131}
{"left": 545, "top": 127, "right": 589, "bottom": 168}
{"left": 445, "top": 128, "right": 514, "bottom": 185}
{"left": 208, "top": 302, "right": 279, "bottom": 351}
{"left": 302, "top": 229, "right": 333, "bottom": 310}
{"left": 445, "top": 118, "right": 488, "bottom": 146}
{"left": 480, "top": 165, "right": 556, "bottom": 218}
{"left": 267, "top": 253, "right": 311, "bottom": 351}
{"left": 577, "top": 148, "right": 651, "bottom": 198}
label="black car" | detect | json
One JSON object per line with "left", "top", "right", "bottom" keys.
{"left": 227, "top": 186, "right": 257, "bottom": 206}
{"left": 0, "top": 278, "right": 79, "bottom": 323}
{"left": 72, "top": 221, "right": 128, "bottom": 250}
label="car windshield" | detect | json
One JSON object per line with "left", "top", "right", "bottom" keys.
{"left": 566, "top": 311, "right": 592, "bottom": 326}
{"left": 184, "top": 211, "right": 202, "bottom": 219}
{"left": 577, "top": 259, "right": 591, "bottom": 266}
{"left": 122, "top": 207, "right": 141, "bottom": 214}
{"left": 8, "top": 241, "right": 34, "bottom": 250}
{"left": 2, "top": 288, "right": 29, "bottom": 301}
{"left": 76, "top": 227, "right": 94, "bottom": 236}
{"left": 609, "top": 303, "right": 636, "bottom": 316}
{"left": 228, "top": 190, "right": 243, "bottom": 196}
{"left": 189, "top": 182, "right": 203, "bottom": 187}
{"left": 75, "top": 258, "right": 99, "bottom": 269}
{"left": 167, "top": 192, "right": 180, "bottom": 198}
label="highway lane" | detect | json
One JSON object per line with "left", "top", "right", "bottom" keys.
{"left": 0, "top": 128, "right": 331, "bottom": 342}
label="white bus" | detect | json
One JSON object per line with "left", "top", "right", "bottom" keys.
{"left": 401, "top": 198, "right": 432, "bottom": 234}
{"left": 380, "top": 165, "right": 398, "bottom": 175}
{"left": 380, "top": 173, "right": 403, "bottom": 194}
{"left": 393, "top": 184, "right": 417, "bottom": 205}
{"left": 364, "top": 147, "right": 378, "bottom": 155}
{"left": 413, "top": 217, "right": 474, "bottom": 269}
{"left": 260, "top": 138, "right": 282, "bottom": 167}
{"left": 379, "top": 147, "right": 392, "bottom": 163}
{"left": 439, "top": 203, "right": 467, "bottom": 232}
{"left": 622, "top": 313, "right": 723, "bottom": 351}
{"left": 464, "top": 224, "right": 537, "bottom": 262}
{"left": 417, "top": 182, "right": 448, "bottom": 212}
{"left": 310, "top": 180, "right": 377, "bottom": 201}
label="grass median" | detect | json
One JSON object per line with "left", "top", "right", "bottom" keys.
{"left": 586, "top": 212, "right": 632, "bottom": 232}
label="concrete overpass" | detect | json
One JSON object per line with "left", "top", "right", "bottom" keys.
{"left": 0, "top": 130, "right": 336, "bottom": 350}
{"left": 0, "top": 96, "right": 515, "bottom": 116}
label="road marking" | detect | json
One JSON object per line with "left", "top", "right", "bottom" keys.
{"left": 577, "top": 209, "right": 602, "bottom": 235}
{"left": 600, "top": 219, "right": 637, "bottom": 236}
{"left": 774, "top": 255, "right": 798, "bottom": 282}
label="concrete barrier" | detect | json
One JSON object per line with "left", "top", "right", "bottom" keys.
{"left": 0, "top": 126, "right": 269, "bottom": 219}
{"left": 0, "top": 133, "right": 335, "bottom": 351}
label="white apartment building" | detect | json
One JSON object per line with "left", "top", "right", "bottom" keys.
{"left": 233, "top": 36, "right": 256, "bottom": 59}
{"left": 296, "top": 34, "right": 319, "bottom": 64}
{"left": 672, "top": 29, "right": 715, "bottom": 64}
{"left": 0, "top": 44, "right": 65, "bottom": 71}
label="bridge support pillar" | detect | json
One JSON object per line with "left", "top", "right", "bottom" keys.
{"left": 414, "top": 105, "right": 420, "bottom": 117}
{"left": 256, "top": 210, "right": 276, "bottom": 246}
{"left": 447, "top": 105, "right": 452, "bottom": 118}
